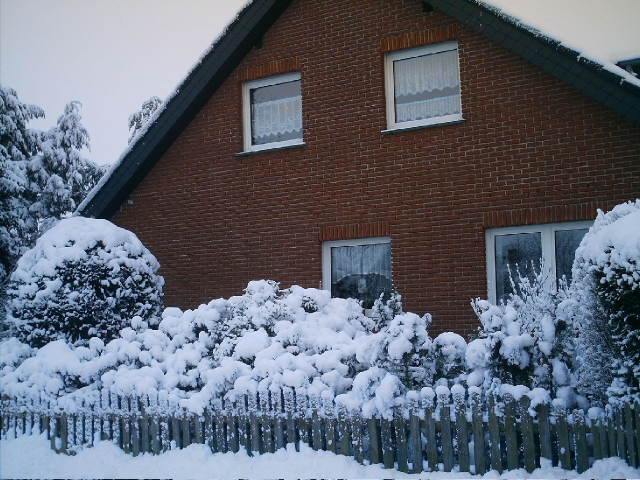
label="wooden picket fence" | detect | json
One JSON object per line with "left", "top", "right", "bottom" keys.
{"left": 2, "top": 388, "right": 639, "bottom": 474}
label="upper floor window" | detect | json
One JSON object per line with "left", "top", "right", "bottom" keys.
{"left": 384, "top": 41, "right": 462, "bottom": 131}
{"left": 486, "top": 221, "right": 592, "bottom": 304}
{"left": 322, "top": 237, "right": 392, "bottom": 310}
{"left": 242, "top": 72, "right": 303, "bottom": 152}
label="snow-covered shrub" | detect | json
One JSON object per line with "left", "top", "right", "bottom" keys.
{"left": 371, "top": 288, "right": 402, "bottom": 331}
{"left": 5, "top": 217, "right": 164, "bottom": 348}
{"left": 571, "top": 200, "right": 640, "bottom": 405}
{"left": 469, "top": 264, "right": 574, "bottom": 395}
{"left": 433, "top": 332, "right": 467, "bottom": 386}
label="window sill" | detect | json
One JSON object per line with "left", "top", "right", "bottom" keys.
{"left": 237, "top": 141, "right": 306, "bottom": 156}
{"left": 382, "top": 117, "right": 465, "bottom": 134}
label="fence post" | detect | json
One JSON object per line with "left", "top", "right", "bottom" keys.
{"left": 453, "top": 387, "right": 470, "bottom": 473}
{"left": 351, "top": 409, "right": 365, "bottom": 465}
{"left": 310, "top": 394, "right": 322, "bottom": 451}
{"left": 283, "top": 388, "right": 297, "bottom": 450}
{"left": 438, "top": 387, "right": 454, "bottom": 473}
{"left": 625, "top": 402, "right": 638, "bottom": 468}
{"left": 554, "top": 401, "right": 572, "bottom": 470}
{"left": 394, "top": 406, "right": 409, "bottom": 473}
{"left": 470, "top": 388, "right": 486, "bottom": 475}
{"left": 338, "top": 404, "right": 351, "bottom": 458}
{"left": 131, "top": 395, "right": 141, "bottom": 456}
{"left": 408, "top": 392, "right": 423, "bottom": 474}
{"left": 537, "top": 402, "right": 553, "bottom": 464}
{"left": 380, "top": 414, "right": 394, "bottom": 469}
{"left": 226, "top": 399, "right": 238, "bottom": 454}
{"left": 573, "top": 409, "right": 589, "bottom": 473}
{"left": 323, "top": 392, "right": 337, "bottom": 454}
{"left": 422, "top": 388, "right": 438, "bottom": 472}
{"left": 503, "top": 393, "right": 519, "bottom": 471}
{"left": 260, "top": 389, "right": 273, "bottom": 454}
{"left": 272, "top": 388, "right": 285, "bottom": 451}
{"left": 635, "top": 403, "right": 640, "bottom": 465}
{"left": 367, "top": 417, "right": 382, "bottom": 465}
{"left": 488, "top": 394, "right": 502, "bottom": 473}
{"left": 520, "top": 396, "right": 536, "bottom": 473}
{"left": 213, "top": 398, "right": 226, "bottom": 453}
{"left": 237, "top": 395, "right": 251, "bottom": 455}
{"left": 616, "top": 405, "right": 627, "bottom": 462}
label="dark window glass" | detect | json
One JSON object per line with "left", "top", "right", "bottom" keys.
{"left": 331, "top": 243, "right": 391, "bottom": 309}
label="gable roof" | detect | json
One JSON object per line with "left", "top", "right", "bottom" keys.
{"left": 78, "top": 0, "right": 640, "bottom": 220}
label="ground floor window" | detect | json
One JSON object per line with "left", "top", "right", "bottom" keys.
{"left": 322, "top": 237, "right": 391, "bottom": 309}
{"left": 486, "top": 221, "right": 592, "bottom": 304}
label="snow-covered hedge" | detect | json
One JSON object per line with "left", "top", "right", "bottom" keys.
{"left": 5, "top": 217, "right": 164, "bottom": 348}
{"left": 571, "top": 200, "right": 640, "bottom": 405}
{"left": 2, "top": 200, "right": 638, "bottom": 415}
{"left": 1, "top": 280, "right": 469, "bottom": 417}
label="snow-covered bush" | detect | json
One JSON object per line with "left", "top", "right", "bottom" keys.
{"left": 1, "top": 280, "right": 453, "bottom": 419}
{"left": 571, "top": 200, "right": 640, "bottom": 405}
{"left": 468, "top": 264, "right": 574, "bottom": 395}
{"left": 5, "top": 217, "right": 164, "bottom": 348}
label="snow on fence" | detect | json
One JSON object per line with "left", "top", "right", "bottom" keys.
{"left": 2, "top": 388, "right": 639, "bottom": 474}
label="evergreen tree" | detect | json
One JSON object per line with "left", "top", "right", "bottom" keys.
{"left": 0, "top": 86, "right": 44, "bottom": 283}
{"left": 27, "top": 101, "right": 103, "bottom": 236}
{"left": 128, "top": 96, "right": 162, "bottom": 144}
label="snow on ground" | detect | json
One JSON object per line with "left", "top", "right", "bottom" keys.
{"left": 1, "top": 432, "right": 639, "bottom": 480}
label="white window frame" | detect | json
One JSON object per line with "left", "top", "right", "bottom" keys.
{"left": 486, "top": 221, "right": 593, "bottom": 303}
{"left": 242, "top": 72, "right": 303, "bottom": 153}
{"left": 322, "top": 236, "right": 392, "bottom": 293}
{"left": 384, "top": 41, "right": 463, "bottom": 132}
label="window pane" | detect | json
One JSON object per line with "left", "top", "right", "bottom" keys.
{"left": 393, "top": 48, "right": 460, "bottom": 123}
{"left": 555, "top": 228, "right": 588, "bottom": 285}
{"left": 495, "top": 232, "right": 542, "bottom": 303}
{"left": 251, "top": 79, "right": 302, "bottom": 145}
{"left": 331, "top": 243, "right": 391, "bottom": 309}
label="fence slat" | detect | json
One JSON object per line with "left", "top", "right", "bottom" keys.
{"left": 503, "top": 396, "right": 519, "bottom": 471}
{"left": 352, "top": 414, "right": 364, "bottom": 465}
{"left": 471, "top": 391, "right": 486, "bottom": 475}
{"left": 455, "top": 393, "right": 470, "bottom": 473}
{"left": 616, "top": 406, "right": 627, "bottom": 462}
{"left": 635, "top": 403, "right": 640, "bottom": 464}
{"left": 574, "top": 409, "right": 589, "bottom": 473}
{"left": 409, "top": 409, "right": 423, "bottom": 473}
{"left": 424, "top": 400, "right": 438, "bottom": 472}
{"left": 555, "top": 405, "right": 572, "bottom": 470}
{"left": 441, "top": 404, "right": 454, "bottom": 472}
{"left": 381, "top": 418, "right": 395, "bottom": 469}
{"left": 592, "top": 414, "right": 603, "bottom": 461}
{"left": 625, "top": 402, "right": 637, "bottom": 468}
{"left": 488, "top": 396, "right": 502, "bottom": 473}
{"left": 368, "top": 418, "right": 382, "bottom": 464}
{"left": 394, "top": 411, "right": 408, "bottom": 473}
{"left": 520, "top": 396, "right": 536, "bottom": 472}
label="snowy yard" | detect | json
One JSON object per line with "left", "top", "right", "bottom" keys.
{"left": 1, "top": 432, "right": 639, "bottom": 479}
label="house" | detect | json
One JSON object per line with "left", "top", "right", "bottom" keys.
{"left": 79, "top": 0, "right": 640, "bottom": 336}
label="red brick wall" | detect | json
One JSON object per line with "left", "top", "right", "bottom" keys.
{"left": 111, "top": 0, "right": 640, "bottom": 337}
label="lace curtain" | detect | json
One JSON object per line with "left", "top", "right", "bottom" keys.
{"left": 252, "top": 95, "right": 302, "bottom": 142}
{"left": 394, "top": 48, "right": 460, "bottom": 122}
{"left": 331, "top": 243, "right": 391, "bottom": 307}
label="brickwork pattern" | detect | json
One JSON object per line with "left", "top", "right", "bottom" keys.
{"left": 111, "top": 0, "right": 640, "bottom": 336}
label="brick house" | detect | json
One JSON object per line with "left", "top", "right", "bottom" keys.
{"left": 79, "top": 0, "right": 640, "bottom": 336}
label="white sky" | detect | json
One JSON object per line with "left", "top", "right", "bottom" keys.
{"left": 2, "top": 0, "right": 639, "bottom": 167}
{"left": 1, "top": 0, "right": 247, "bottom": 166}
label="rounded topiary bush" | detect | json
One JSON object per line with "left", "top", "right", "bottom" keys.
{"left": 5, "top": 216, "right": 164, "bottom": 348}
{"left": 572, "top": 199, "right": 640, "bottom": 404}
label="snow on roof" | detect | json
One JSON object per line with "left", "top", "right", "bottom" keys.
{"left": 480, "top": 0, "right": 640, "bottom": 84}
